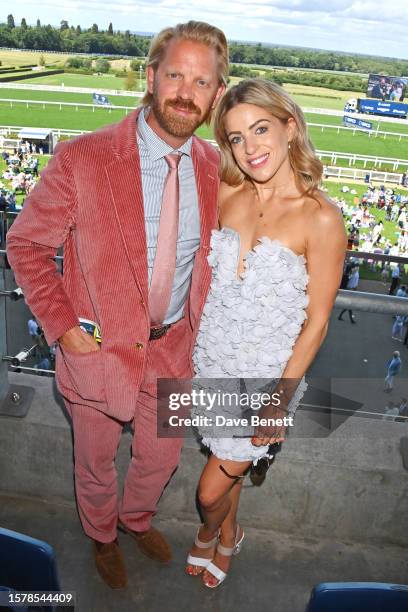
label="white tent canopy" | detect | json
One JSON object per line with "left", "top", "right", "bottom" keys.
{"left": 18, "top": 128, "right": 52, "bottom": 141}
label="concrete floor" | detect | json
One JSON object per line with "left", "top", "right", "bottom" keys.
{"left": 1, "top": 493, "right": 407, "bottom": 612}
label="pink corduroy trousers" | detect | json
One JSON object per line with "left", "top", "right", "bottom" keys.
{"left": 63, "top": 317, "right": 193, "bottom": 542}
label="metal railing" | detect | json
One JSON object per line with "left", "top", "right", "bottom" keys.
{"left": 1, "top": 246, "right": 408, "bottom": 425}
{"left": 0, "top": 246, "right": 408, "bottom": 377}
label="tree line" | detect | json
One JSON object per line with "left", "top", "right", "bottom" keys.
{"left": 230, "top": 65, "right": 367, "bottom": 93}
{"left": 229, "top": 42, "right": 408, "bottom": 76}
{"left": 0, "top": 15, "right": 150, "bottom": 56}
{"left": 1, "top": 14, "right": 408, "bottom": 77}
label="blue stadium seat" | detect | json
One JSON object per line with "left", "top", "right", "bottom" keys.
{"left": 306, "top": 582, "right": 408, "bottom": 612}
{"left": 0, "top": 527, "right": 60, "bottom": 611}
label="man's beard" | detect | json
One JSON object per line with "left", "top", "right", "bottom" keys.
{"left": 151, "top": 94, "right": 210, "bottom": 139}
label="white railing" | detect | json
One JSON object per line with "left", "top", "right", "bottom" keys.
{"left": 0, "top": 82, "right": 143, "bottom": 97}
{"left": 316, "top": 149, "right": 408, "bottom": 170}
{"left": 0, "top": 131, "right": 405, "bottom": 185}
{"left": 0, "top": 125, "right": 86, "bottom": 138}
{"left": 304, "top": 107, "right": 408, "bottom": 125}
{"left": 324, "top": 166, "right": 403, "bottom": 184}
{"left": 2, "top": 98, "right": 407, "bottom": 142}
{"left": 2, "top": 125, "right": 408, "bottom": 172}
{"left": 0, "top": 86, "right": 406, "bottom": 124}
{"left": 308, "top": 121, "right": 408, "bottom": 141}
{"left": 0, "top": 98, "right": 135, "bottom": 112}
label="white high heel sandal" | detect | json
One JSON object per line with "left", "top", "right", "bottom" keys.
{"left": 186, "top": 526, "right": 219, "bottom": 575}
{"left": 203, "top": 524, "right": 245, "bottom": 588}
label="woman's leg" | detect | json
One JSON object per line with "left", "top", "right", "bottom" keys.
{"left": 186, "top": 453, "right": 250, "bottom": 576}
{"left": 202, "top": 472, "right": 246, "bottom": 587}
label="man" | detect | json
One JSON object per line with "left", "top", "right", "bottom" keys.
{"left": 338, "top": 263, "right": 358, "bottom": 324}
{"left": 384, "top": 351, "right": 402, "bottom": 393}
{"left": 371, "top": 77, "right": 388, "bottom": 100}
{"left": 27, "top": 316, "right": 39, "bottom": 339}
{"left": 389, "top": 264, "right": 401, "bottom": 296}
{"left": 27, "top": 316, "right": 44, "bottom": 356}
{"left": 6, "top": 21, "right": 227, "bottom": 589}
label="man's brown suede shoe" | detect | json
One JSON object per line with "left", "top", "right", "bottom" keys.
{"left": 93, "top": 538, "right": 127, "bottom": 589}
{"left": 117, "top": 520, "right": 172, "bottom": 563}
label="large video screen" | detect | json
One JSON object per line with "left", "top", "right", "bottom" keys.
{"left": 367, "top": 74, "right": 407, "bottom": 102}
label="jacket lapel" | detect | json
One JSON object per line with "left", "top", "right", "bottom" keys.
{"left": 104, "top": 111, "right": 219, "bottom": 313}
{"left": 192, "top": 138, "right": 217, "bottom": 251}
{"left": 190, "top": 138, "right": 219, "bottom": 315}
{"left": 105, "top": 109, "right": 148, "bottom": 302}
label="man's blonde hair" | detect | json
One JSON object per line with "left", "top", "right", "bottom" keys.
{"left": 142, "top": 21, "right": 229, "bottom": 108}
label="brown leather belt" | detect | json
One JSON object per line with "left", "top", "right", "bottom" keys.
{"left": 149, "top": 324, "right": 171, "bottom": 340}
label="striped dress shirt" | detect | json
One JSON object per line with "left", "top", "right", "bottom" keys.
{"left": 137, "top": 108, "right": 200, "bottom": 324}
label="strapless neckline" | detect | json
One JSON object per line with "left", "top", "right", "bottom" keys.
{"left": 213, "top": 226, "right": 306, "bottom": 281}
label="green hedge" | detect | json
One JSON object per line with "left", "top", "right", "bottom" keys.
{"left": 0, "top": 69, "right": 64, "bottom": 82}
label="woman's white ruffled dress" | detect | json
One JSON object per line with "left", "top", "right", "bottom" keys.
{"left": 192, "top": 227, "right": 309, "bottom": 464}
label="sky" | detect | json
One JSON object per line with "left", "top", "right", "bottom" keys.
{"left": 6, "top": 1, "right": 408, "bottom": 61}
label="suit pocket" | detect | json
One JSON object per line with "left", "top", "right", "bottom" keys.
{"left": 57, "top": 346, "right": 106, "bottom": 403}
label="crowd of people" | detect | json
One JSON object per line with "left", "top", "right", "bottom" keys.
{"left": 333, "top": 184, "right": 408, "bottom": 281}
{"left": 0, "top": 144, "right": 41, "bottom": 212}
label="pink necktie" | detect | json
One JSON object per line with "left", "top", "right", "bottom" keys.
{"left": 149, "top": 153, "right": 181, "bottom": 325}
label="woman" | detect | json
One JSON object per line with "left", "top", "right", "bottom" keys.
{"left": 185, "top": 79, "right": 347, "bottom": 587}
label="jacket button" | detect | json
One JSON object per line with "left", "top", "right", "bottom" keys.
{"left": 135, "top": 342, "right": 144, "bottom": 349}
{"left": 140, "top": 298, "right": 145, "bottom": 305}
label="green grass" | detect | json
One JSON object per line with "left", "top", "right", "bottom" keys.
{"left": 0, "top": 87, "right": 140, "bottom": 106}
{"left": 7, "top": 88, "right": 408, "bottom": 137}
{"left": 305, "top": 112, "right": 408, "bottom": 135}
{"left": 1, "top": 100, "right": 406, "bottom": 164}
{"left": 283, "top": 84, "right": 361, "bottom": 111}
{"left": 309, "top": 127, "right": 408, "bottom": 159}
{"left": 3, "top": 100, "right": 407, "bottom": 160}
{"left": 17, "top": 72, "right": 137, "bottom": 90}
{"left": 197, "top": 123, "right": 408, "bottom": 162}
{"left": 1, "top": 78, "right": 408, "bottom": 171}
{"left": 0, "top": 101, "right": 131, "bottom": 131}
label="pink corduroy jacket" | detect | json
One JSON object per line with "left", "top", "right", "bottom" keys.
{"left": 6, "top": 108, "right": 220, "bottom": 420}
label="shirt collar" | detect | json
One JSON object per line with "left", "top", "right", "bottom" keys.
{"left": 137, "top": 106, "right": 192, "bottom": 161}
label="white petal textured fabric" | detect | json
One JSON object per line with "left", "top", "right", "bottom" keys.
{"left": 192, "top": 227, "right": 309, "bottom": 464}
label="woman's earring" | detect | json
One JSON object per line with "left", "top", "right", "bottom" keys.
{"left": 288, "top": 142, "right": 292, "bottom": 150}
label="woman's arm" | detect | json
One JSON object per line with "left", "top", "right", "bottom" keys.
{"left": 280, "top": 197, "right": 347, "bottom": 380}
{"left": 253, "top": 196, "right": 347, "bottom": 445}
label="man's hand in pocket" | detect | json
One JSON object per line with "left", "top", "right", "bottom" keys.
{"left": 58, "top": 325, "right": 100, "bottom": 354}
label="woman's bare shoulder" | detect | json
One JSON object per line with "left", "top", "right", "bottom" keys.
{"left": 305, "top": 190, "right": 344, "bottom": 227}
{"left": 304, "top": 190, "right": 347, "bottom": 250}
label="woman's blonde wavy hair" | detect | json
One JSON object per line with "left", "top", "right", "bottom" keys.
{"left": 214, "top": 79, "right": 323, "bottom": 194}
